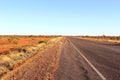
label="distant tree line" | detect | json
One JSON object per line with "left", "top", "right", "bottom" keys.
{"left": 0, "top": 35, "right": 62, "bottom": 38}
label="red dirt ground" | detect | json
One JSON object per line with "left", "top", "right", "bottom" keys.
{"left": 0, "top": 37, "right": 64, "bottom": 80}
{"left": 0, "top": 36, "right": 53, "bottom": 53}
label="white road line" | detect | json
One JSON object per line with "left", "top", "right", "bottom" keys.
{"left": 68, "top": 39, "right": 106, "bottom": 80}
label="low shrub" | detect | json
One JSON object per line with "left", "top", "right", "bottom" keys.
{"left": 38, "top": 40, "right": 47, "bottom": 44}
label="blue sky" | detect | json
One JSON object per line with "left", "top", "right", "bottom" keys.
{"left": 0, "top": 0, "right": 120, "bottom": 36}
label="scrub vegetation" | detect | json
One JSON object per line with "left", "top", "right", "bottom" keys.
{"left": 79, "top": 35, "right": 120, "bottom": 43}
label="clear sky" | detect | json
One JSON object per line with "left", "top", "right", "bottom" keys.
{"left": 0, "top": 0, "right": 120, "bottom": 36}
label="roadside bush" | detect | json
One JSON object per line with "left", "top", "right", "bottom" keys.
{"left": 0, "top": 55, "right": 13, "bottom": 70}
{"left": 0, "top": 55, "right": 12, "bottom": 64}
{"left": 7, "top": 51, "right": 25, "bottom": 60}
{"left": 23, "top": 46, "right": 38, "bottom": 53}
{"left": 38, "top": 40, "right": 48, "bottom": 44}
{"left": 7, "top": 37, "right": 19, "bottom": 44}
{"left": 0, "top": 66, "right": 9, "bottom": 76}
{"left": 36, "top": 43, "right": 46, "bottom": 48}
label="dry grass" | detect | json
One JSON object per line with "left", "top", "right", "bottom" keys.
{"left": 0, "top": 40, "right": 48, "bottom": 77}
{"left": 0, "top": 36, "right": 54, "bottom": 53}
{"left": 0, "top": 37, "right": 63, "bottom": 78}
{"left": 79, "top": 36, "right": 120, "bottom": 43}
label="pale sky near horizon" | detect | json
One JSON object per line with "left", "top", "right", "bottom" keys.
{"left": 0, "top": 0, "right": 120, "bottom": 36}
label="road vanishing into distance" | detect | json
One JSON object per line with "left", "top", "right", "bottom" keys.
{"left": 55, "top": 37, "right": 120, "bottom": 80}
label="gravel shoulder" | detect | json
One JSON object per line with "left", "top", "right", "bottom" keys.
{"left": 55, "top": 39, "right": 101, "bottom": 80}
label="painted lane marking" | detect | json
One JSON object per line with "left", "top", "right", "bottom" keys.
{"left": 68, "top": 39, "right": 106, "bottom": 80}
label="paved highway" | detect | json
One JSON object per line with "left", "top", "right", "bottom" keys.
{"left": 55, "top": 37, "right": 120, "bottom": 80}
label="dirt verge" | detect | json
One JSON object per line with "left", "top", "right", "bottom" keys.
{"left": 0, "top": 37, "right": 64, "bottom": 80}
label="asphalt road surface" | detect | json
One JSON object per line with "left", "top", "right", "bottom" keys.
{"left": 55, "top": 37, "right": 120, "bottom": 80}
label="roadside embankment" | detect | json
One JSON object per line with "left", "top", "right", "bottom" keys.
{"left": 0, "top": 37, "right": 65, "bottom": 80}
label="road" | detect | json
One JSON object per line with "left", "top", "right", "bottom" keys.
{"left": 55, "top": 37, "right": 120, "bottom": 80}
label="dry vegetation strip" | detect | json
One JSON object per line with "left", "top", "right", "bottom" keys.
{"left": 0, "top": 37, "right": 64, "bottom": 80}
{"left": 0, "top": 36, "right": 55, "bottom": 53}
{"left": 79, "top": 36, "right": 120, "bottom": 43}
{"left": 0, "top": 41, "right": 46, "bottom": 77}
